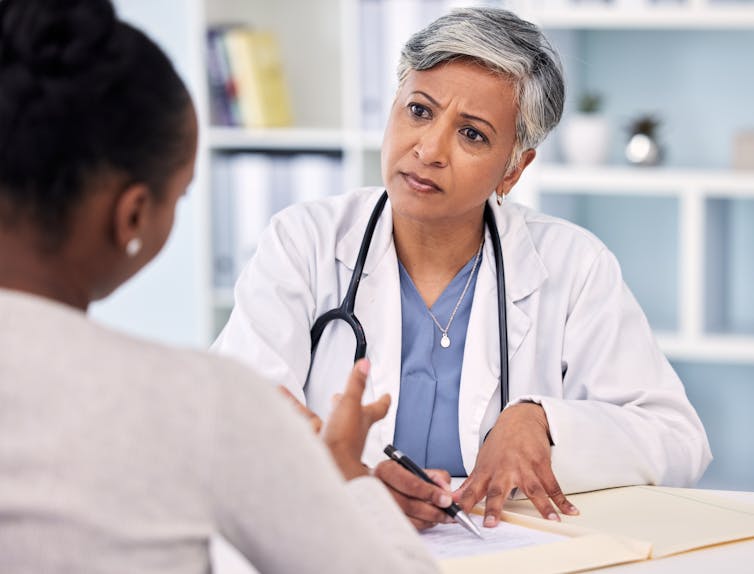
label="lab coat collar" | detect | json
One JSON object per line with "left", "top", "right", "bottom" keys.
{"left": 491, "top": 197, "right": 549, "bottom": 303}
{"left": 335, "top": 188, "right": 394, "bottom": 275}
{"left": 457, "top": 197, "right": 549, "bottom": 472}
{"left": 333, "top": 188, "right": 549, "bottom": 298}
{"left": 335, "top": 188, "right": 402, "bottom": 449}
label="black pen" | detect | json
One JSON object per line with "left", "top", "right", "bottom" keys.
{"left": 384, "top": 444, "right": 483, "bottom": 539}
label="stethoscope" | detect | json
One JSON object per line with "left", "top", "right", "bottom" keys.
{"left": 308, "top": 190, "right": 510, "bottom": 409}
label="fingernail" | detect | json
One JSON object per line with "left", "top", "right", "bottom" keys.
{"left": 567, "top": 505, "right": 580, "bottom": 516}
{"left": 547, "top": 512, "right": 560, "bottom": 522}
{"left": 357, "top": 359, "right": 370, "bottom": 375}
{"left": 484, "top": 515, "right": 496, "bottom": 527}
{"left": 438, "top": 494, "right": 453, "bottom": 508}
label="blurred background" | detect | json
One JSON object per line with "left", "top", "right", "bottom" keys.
{"left": 98, "top": 0, "right": 754, "bottom": 492}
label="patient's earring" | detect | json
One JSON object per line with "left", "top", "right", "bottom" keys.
{"left": 126, "top": 237, "right": 143, "bottom": 258}
{"left": 496, "top": 192, "right": 505, "bottom": 206}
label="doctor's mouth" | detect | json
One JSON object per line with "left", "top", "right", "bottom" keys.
{"left": 401, "top": 171, "right": 444, "bottom": 194}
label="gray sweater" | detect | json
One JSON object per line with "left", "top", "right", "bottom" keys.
{"left": 0, "top": 289, "right": 437, "bottom": 573}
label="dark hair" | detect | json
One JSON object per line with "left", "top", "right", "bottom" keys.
{"left": 0, "top": 0, "right": 193, "bottom": 246}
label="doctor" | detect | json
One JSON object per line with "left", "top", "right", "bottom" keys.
{"left": 214, "top": 7, "right": 711, "bottom": 530}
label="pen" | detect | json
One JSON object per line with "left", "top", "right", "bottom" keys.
{"left": 384, "top": 444, "right": 483, "bottom": 539}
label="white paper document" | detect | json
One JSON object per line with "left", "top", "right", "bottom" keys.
{"left": 421, "top": 515, "right": 567, "bottom": 560}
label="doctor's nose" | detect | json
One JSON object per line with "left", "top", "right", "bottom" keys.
{"left": 413, "top": 127, "right": 450, "bottom": 167}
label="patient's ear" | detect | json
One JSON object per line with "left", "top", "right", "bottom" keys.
{"left": 112, "top": 182, "right": 151, "bottom": 254}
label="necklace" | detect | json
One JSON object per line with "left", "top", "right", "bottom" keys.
{"left": 427, "top": 240, "right": 484, "bottom": 349}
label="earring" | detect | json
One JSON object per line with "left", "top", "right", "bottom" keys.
{"left": 125, "top": 237, "right": 142, "bottom": 258}
{"left": 496, "top": 192, "right": 505, "bottom": 206}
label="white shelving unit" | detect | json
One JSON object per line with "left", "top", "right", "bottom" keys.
{"left": 520, "top": 164, "right": 754, "bottom": 363}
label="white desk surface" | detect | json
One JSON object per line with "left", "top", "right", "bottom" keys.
{"left": 211, "top": 490, "right": 754, "bottom": 574}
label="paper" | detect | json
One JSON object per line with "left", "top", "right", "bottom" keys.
{"left": 421, "top": 515, "right": 566, "bottom": 559}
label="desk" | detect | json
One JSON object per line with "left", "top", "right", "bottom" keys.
{"left": 211, "top": 490, "right": 754, "bottom": 574}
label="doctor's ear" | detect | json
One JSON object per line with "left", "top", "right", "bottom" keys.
{"left": 112, "top": 182, "right": 151, "bottom": 256}
{"left": 497, "top": 148, "right": 536, "bottom": 197}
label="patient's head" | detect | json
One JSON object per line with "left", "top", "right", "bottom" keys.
{"left": 0, "top": 0, "right": 197, "bottom": 303}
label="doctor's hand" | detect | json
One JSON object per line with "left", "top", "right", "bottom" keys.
{"left": 373, "top": 461, "right": 454, "bottom": 531}
{"left": 322, "top": 359, "right": 391, "bottom": 481}
{"left": 454, "top": 403, "right": 579, "bottom": 527}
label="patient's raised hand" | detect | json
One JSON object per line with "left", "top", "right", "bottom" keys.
{"left": 322, "top": 359, "right": 390, "bottom": 480}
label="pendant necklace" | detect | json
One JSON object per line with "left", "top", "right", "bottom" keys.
{"left": 427, "top": 239, "right": 484, "bottom": 349}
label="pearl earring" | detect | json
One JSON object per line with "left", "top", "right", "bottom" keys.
{"left": 496, "top": 192, "right": 505, "bottom": 206}
{"left": 126, "top": 237, "right": 142, "bottom": 257}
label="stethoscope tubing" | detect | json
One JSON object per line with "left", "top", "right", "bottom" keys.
{"left": 309, "top": 191, "right": 388, "bottom": 362}
{"left": 308, "top": 190, "right": 509, "bottom": 411}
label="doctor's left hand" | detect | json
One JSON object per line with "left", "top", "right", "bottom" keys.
{"left": 453, "top": 403, "right": 579, "bottom": 527}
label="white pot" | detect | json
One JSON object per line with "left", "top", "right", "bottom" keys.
{"left": 560, "top": 114, "right": 611, "bottom": 166}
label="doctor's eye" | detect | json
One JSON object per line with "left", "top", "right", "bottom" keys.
{"left": 408, "top": 102, "right": 431, "bottom": 119}
{"left": 460, "top": 126, "right": 488, "bottom": 144}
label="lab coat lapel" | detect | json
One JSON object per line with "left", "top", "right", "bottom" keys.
{"left": 458, "top": 199, "right": 548, "bottom": 472}
{"left": 335, "top": 190, "right": 402, "bottom": 461}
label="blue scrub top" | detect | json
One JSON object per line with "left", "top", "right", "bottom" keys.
{"left": 393, "top": 252, "right": 481, "bottom": 477}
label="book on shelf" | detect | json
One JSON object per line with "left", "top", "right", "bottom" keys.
{"left": 360, "top": 0, "right": 385, "bottom": 131}
{"left": 210, "top": 153, "right": 342, "bottom": 288}
{"left": 206, "top": 26, "right": 292, "bottom": 128}
{"left": 432, "top": 485, "right": 754, "bottom": 574}
{"left": 206, "top": 27, "right": 241, "bottom": 126}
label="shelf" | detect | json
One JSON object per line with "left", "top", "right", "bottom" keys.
{"left": 657, "top": 333, "right": 754, "bottom": 364}
{"left": 526, "top": 5, "right": 754, "bottom": 29}
{"left": 535, "top": 164, "right": 754, "bottom": 196}
{"left": 207, "top": 126, "right": 346, "bottom": 152}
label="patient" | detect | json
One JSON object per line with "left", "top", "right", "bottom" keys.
{"left": 0, "top": 0, "right": 438, "bottom": 572}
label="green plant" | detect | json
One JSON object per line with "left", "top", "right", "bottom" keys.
{"left": 577, "top": 92, "right": 602, "bottom": 114}
{"left": 627, "top": 114, "right": 661, "bottom": 137}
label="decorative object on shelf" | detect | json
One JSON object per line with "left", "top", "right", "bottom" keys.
{"left": 560, "top": 92, "right": 611, "bottom": 165}
{"left": 732, "top": 129, "right": 754, "bottom": 170}
{"left": 625, "top": 114, "right": 663, "bottom": 166}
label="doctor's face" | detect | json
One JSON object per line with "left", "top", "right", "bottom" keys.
{"left": 381, "top": 59, "right": 534, "bottom": 226}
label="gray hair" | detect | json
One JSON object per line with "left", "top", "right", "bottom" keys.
{"left": 398, "top": 7, "right": 565, "bottom": 171}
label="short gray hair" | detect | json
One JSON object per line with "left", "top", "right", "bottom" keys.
{"left": 398, "top": 7, "right": 564, "bottom": 171}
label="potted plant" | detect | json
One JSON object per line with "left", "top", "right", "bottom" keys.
{"left": 560, "top": 92, "right": 611, "bottom": 166}
{"left": 625, "top": 114, "right": 663, "bottom": 166}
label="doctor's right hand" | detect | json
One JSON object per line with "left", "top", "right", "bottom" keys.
{"left": 373, "top": 461, "right": 454, "bottom": 530}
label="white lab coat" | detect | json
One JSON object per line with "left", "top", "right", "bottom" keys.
{"left": 214, "top": 187, "right": 711, "bottom": 493}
